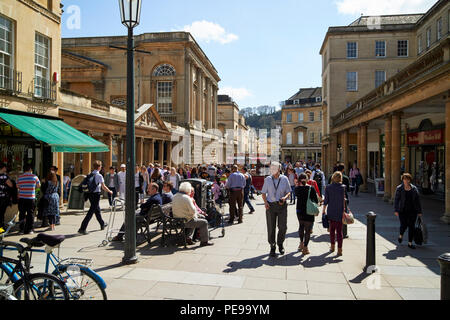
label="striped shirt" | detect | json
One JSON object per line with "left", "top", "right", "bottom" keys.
{"left": 17, "top": 172, "right": 40, "bottom": 199}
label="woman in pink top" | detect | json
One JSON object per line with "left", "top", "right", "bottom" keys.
{"left": 349, "top": 163, "right": 361, "bottom": 196}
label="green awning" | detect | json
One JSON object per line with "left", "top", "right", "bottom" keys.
{"left": 0, "top": 112, "right": 109, "bottom": 153}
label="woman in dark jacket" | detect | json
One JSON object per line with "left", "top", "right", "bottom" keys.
{"left": 394, "top": 173, "right": 423, "bottom": 249}
{"left": 322, "top": 171, "right": 346, "bottom": 256}
{"left": 295, "top": 173, "right": 319, "bottom": 255}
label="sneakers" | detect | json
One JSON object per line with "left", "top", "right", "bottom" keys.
{"left": 78, "top": 229, "right": 88, "bottom": 235}
{"left": 269, "top": 246, "right": 276, "bottom": 257}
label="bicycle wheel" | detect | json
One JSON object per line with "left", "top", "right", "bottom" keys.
{"left": 13, "top": 273, "right": 70, "bottom": 300}
{"left": 54, "top": 266, "right": 107, "bottom": 300}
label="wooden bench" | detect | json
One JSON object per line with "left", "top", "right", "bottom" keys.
{"left": 160, "top": 203, "right": 188, "bottom": 248}
{"left": 135, "top": 204, "right": 164, "bottom": 246}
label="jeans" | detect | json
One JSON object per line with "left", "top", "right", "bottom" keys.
{"left": 297, "top": 216, "right": 313, "bottom": 247}
{"left": 108, "top": 187, "right": 117, "bottom": 206}
{"left": 266, "top": 202, "right": 288, "bottom": 247}
{"left": 79, "top": 193, "right": 105, "bottom": 231}
{"left": 18, "top": 199, "right": 36, "bottom": 233}
{"left": 329, "top": 220, "right": 343, "bottom": 249}
{"left": 243, "top": 191, "right": 254, "bottom": 212}
{"left": 0, "top": 197, "right": 10, "bottom": 229}
{"left": 399, "top": 212, "right": 417, "bottom": 243}
{"left": 290, "top": 186, "right": 296, "bottom": 203}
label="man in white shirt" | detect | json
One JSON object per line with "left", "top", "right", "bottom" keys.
{"left": 172, "top": 182, "right": 213, "bottom": 247}
{"left": 117, "top": 164, "right": 126, "bottom": 200}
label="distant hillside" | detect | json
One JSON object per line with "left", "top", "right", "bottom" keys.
{"left": 240, "top": 106, "right": 281, "bottom": 130}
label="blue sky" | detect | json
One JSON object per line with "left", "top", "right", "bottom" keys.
{"left": 61, "top": 0, "right": 436, "bottom": 109}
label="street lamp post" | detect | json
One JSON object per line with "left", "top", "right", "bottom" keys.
{"left": 119, "top": 0, "right": 141, "bottom": 265}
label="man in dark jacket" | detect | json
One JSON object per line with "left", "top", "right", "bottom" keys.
{"left": 113, "top": 183, "right": 162, "bottom": 242}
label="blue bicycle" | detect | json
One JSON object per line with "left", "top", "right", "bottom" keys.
{"left": 0, "top": 217, "right": 107, "bottom": 300}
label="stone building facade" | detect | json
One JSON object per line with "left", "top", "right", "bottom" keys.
{"left": 281, "top": 88, "right": 323, "bottom": 163}
{"left": 321, "top": 0, "right": 450, "bottom": 223}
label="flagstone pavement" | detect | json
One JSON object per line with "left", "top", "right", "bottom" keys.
{"left": 3, "top": 191, "right": 449, "bottom": 300}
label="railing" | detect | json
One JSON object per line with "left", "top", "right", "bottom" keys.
{"left": 32, "top": 76, "right": 57, "bottom": 101}
{"left": 332, "top": 37, "right": 449, "bottom": 128}
{"left": 0, "top": 66, "right": 22, "bottom": 94}
{"left": 160, "top": 114, "right": 177, "bottom": 124}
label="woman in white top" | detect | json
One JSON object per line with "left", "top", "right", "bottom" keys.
{"left": 141, "top": 165, "right": 150, "bottom": 196}
{"left": 169, "top": 167, "right": 181, "bottom": 194}
{"left": 117, "top": 164, "right": 126, "bottom": 200}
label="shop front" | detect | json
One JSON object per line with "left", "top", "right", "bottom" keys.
{"left": 407, "top": 125, "right": 445, "bottom": 199}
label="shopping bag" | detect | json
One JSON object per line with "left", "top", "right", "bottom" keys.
{"left": 414, "top": 217, "right": 424, "bottom": 245}
{"left": 421, "top": 217, "right": 428, "bottom": 244}
{"left": 342, "top": 210, "right": 355, "bottom": 225}
{"left": 322, "top": 214, "right": 329, "bottom": 229}
{"left": 306, "top": 186, "right": 320, "bottom": 216}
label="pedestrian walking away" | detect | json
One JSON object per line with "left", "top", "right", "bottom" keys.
{"left": 17, "top": 164, "right": 40, "bottom": 234}
{"left": 42, "top": 172, "right": 60, "bottom": 231}
{"left": 322, "top": 171, "right": 346, "bottom": 256}
{"left": 78, "top": 161, "right": 113, "bottom": 235}
{"left": 241, "top": 167, "right": 255, "bottom": 214}
{"left": 105, "top": 166, "right": 119, "bottom": 207}
{"left": 394, "top": 173, "right": 423, "bottom": 249}
{"left": 295, "top": 173, "right": 319, "bottom": 255}
{"left": 225, "top": 165, "right": 246, "bottom": 224}
{"left": 261, "top": 162, "right": 291, "bottom": 257}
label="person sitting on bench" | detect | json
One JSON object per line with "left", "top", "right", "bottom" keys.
{"left": 172, "top": 182, "right": 213, "bottom": 247}
{"left": 112, "top": 183, "right": 162, "bottom": 242}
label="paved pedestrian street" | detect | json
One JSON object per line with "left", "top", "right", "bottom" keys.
{"left": 3, "top": 192, "right": 448, "bottom": 300}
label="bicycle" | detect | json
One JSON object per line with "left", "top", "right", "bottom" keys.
{"left": 0, "top": 220, "right": 69, "bottom": 300}
{"left": 0, "top": 217, "right": 107, "bottom": 300}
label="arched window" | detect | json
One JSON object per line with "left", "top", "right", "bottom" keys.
{"left": 153, "top": 64, "right": 176, "bottom": 77}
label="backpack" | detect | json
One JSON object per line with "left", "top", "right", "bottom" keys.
{"left": 79, "top": 173, "right": 99, "bottom": 194}
{"left": 313, "top": 170, "right": 323, "bottom": 187}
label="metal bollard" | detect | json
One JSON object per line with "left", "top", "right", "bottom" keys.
{"left": 438, "top": 253, "right": 450, "bottom": 300}
{"left": 364, "top": 212, "right": 377, "bottom": 273}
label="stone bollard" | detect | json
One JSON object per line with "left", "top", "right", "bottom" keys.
{"left": 438, "top": 253, "right": 450, "bottom": 300}
{"left": 364, "top": 212, "right": 377, "bottom": 273}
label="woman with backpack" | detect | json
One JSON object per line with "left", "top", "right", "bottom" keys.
{"left": 394, "top": 173, "right": 423, "bottom": 249}
{"left": 42, "top": 172, "right": 60, "bottom": 231}
{"left": 295, "top": 173, "right": 319, "bottom": 255}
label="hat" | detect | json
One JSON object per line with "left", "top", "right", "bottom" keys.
{"left": 120, "top": 164, "right": 126, "bottom": 168}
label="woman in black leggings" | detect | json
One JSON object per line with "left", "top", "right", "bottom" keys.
{"left": 394, "top": 173, "right": 423, "bottom": 249}
{"left": 295, "top": 173, "right": 319, "bottom": 255}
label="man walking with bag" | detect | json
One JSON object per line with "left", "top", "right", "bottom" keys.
{"left": 261, "top": 162, "right": 291, "bottom": 257}
{"left": 78, "top": 161, "right": 113, "bottom": 235}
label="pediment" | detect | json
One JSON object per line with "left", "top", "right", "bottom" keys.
{"left": 135, "top": 104, "right": 169, "bottom": 132}
{"left": 62, "top": 51, "right": 108, "bottom": 70}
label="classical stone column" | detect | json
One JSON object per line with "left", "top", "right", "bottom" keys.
{"left": 136, "top": 137, "right": 143, "bottom": 166}
{"left": 149, "top": 139, "right": 155, "bottom": 164}
{"left": 82, "top": 153, "right": 92, "bottom": 175}
{"left": 184, "top": 58, "right": 192, "bottom": 126}
{"left": 158, "top": 140, "right": 164, "bottom": 166}
{"left": 104, "top": 133, "right": 113, "bottom": 170}
{"left": 442, "top": 100, "right": 450, "bottom": 224}
{"left": 356, "top": 126, "right": 361, "bottom": 169}
{"left": 360, "top": 124, "right": 368, "bottom": 192}
{"left": 74, "top": 154, "right": 81, "bottom": 176}
{"left": 391, "top": 112, "right": 402, "bottom": 201}
{"left": 196, "top": 69, "right": 201, "bottom": 124}
{"left": 117, "top": 138, "right": 122, "bottom": 166}
{"left": 330, "top": 134, "right": 338, "bottom": 171}
{"left": 404, "top": 123, "right": 410, "bottom": 173}
{"left": 167, "top": 142, "right": 173, "bottom": 168}
{"left": 342, "top": 130, "right": 349, "bottom": 171}
{"left": 384, "top": 116, "right": 392, "bottom": 201}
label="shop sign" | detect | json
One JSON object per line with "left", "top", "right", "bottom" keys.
{"left": 407, "top": 129, "right": 444, "bottom": 146}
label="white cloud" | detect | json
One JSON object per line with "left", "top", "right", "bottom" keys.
{"left": 181, "top": 20, "right": 238, "bottom": 44}
{"left": 336, "top": 0, "right": 436, "bottom": 15}
{"left": 219, "top": 87, "right": 252, "bottom": 101}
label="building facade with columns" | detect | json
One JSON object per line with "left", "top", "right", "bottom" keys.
{"left": 61, "top": 32, "right": 223, "bottom": 166}
{"left": 321, "top": 0, "right": 450, "bottom": 223}
{"left": 281, "top": 88, "right": 323, "bottom": 164}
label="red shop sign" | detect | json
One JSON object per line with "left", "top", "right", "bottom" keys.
{"left": 407, "top": 129, "right": 444, "bottom": 146}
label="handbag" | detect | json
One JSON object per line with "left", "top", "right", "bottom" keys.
{"left": 306, "top": 186, "right": 320, "bottom": 216}
{"left": 420, "top": 217, "right": 428, "bottom": 244}
{"left": 342, "top": 209, "right": 355, "bottom": 225}
{"left": 322, "top": 214, "right": 329, "bottom": 229}
{"left": 414, "top": 217, "right": 424, "bottom": 245}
